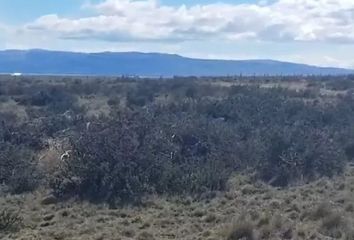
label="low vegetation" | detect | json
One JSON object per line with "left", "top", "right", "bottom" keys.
{"left": 1, "top": 74, "right": 354, "bottom": 239}
{"left": 0, "top": 208, "right": 22, "bottom": 233}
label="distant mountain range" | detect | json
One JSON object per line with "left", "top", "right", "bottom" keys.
{"left": 0, "top": 49, "right": 352, "bottom": 76}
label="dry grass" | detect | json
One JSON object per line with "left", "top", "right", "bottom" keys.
{"left": 223, "top": 220, "right": 255, "bottom": 240}
{"left": 1, "top": 165, "right": 354, "bottom": 240}
{"left": 0, "top": 99, "right": 28, "bottom": 122}
{"left": 77, "top": 95, "right": 112, "bottom": 117}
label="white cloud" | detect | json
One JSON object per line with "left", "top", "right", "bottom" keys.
{"left": 1, "top": 0, "right": 353, "bottom": 69}
{"left": 0, "top": 23, "right": 10, "bottom": 35}
{"left": 0, "top": 23, "right": 11, "bottom": 48}
{"left": 23, "top": 0, "right": 354, "bottom": 43}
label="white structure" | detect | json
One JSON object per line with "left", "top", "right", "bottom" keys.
{"left": 11, "top": 73, "right": 22, "bottom": 76}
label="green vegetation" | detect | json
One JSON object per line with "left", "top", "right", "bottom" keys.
{"left": 2, "top": 74, "right": 354, "bottom": 238}
{"left": 1, "top": 75, "right": 354, "bottom": 202}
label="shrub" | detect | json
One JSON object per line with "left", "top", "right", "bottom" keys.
{"left": 320, "top": 212, "right": 344, "bottom": 239}
{"left": 0, "top": 143, "right": 40, "bottom": 194}
{"left": 107, "top": 97, "right": 121, "bottom": 107}
{"left": 224, "top": 220, "right": 255, "bottom": 240}
{"left": 199, "top": 87, "right": 348, "bottom": 186}
{"left": 257, "top": 126, "right": 345, "bottom": 186}
{"left": 126, "top": 83, "right": 156, "bottom": 107}
{"left": 26, "top": 86, "right": 78, "bottom": 114}
{"left": 309, "top": 202, "right": 333, "bottom": 221}
{"left": 321, "top": 213, "right": 343, "bottom": 230}
{"left": 0, "top": 208, "right": 22, "bottom": 232}
{"left": 326, "top": 79, "right": 354, "bottom": 91}
{"left": 50, "top": 110, "right": 236, "bottom": 204}
{"left": 50, "top": 116, "right": 147, "bottom": 204}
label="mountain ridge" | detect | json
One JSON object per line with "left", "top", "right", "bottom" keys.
{"left": 0, "top": 49, "right": 352, "bottom": 76}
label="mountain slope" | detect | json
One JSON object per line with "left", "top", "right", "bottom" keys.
{"left": 0, "top": 49, "right": 352, "bottom": 76}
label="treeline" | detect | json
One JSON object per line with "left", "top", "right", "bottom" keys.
{"left": 1, "top": 76, "right": 354, "bottom": 205}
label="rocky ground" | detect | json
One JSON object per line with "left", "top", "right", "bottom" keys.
{"left": 1, "top": 166, "right": 354, "bottom": 240}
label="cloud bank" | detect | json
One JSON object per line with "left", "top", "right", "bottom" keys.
{"left": 24, "top": 0, "right": 354, "bottom": 43}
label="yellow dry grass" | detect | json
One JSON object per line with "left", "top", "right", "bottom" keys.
{"left": 2, "top": 166, "right": 354, "bottom": 240}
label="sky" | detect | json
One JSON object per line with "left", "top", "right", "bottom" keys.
{"left": 0, "top": 0, "right": 354, "bottom": 68}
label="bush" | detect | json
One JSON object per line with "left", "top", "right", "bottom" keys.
{"left": 26, "top": 85, "right": 78, "bottom": 114}
{"left": 0, "top": 143, "right": 40, "bottom": 194}
{"left": 0, "top": 208, "right": 22, "bottom": 232}
{"left": 257, "top": 126, "right": 345, "bottom": 186}
{"left": 50, "top": 114, "right": 147, "bottom": 204}
{"left": 326, "top": 79, "right": 354, "bottom": 91}
{"left": 224, "top": 220, "right": 255, "bottom": 240}
{"left": 126, "top": 83, "right": 156, "bottom": 107}
{"left": 50, "top": 110, "right": 236, "bottom": 205}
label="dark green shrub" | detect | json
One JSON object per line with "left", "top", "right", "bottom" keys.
{"left": 50, "top": 116, "right": 146, "bottom": 204}
{"left": 107, "top": 97, "right": 121, "bottom": 107}
{"left": 126, "top": 83, "right": 157, "bottom": 107}
{"left": 50, "top": 110, "right": 236, "bottom": 204}
{"left": 326, "top": 79, "right": 354, "bottom": 91}
{"left": 0, "top": 143, "right": 40, "bottom": 194}
{"left": 257, "top": 126, "right": 345, "bottom": 186}
{"left": 225, "top": 220, "right": 255, "bottom": 240}
{"left": 26, "top": 86, "right": 78, "bottom": 114}
{"left": 0, "top": 208, "right": 22, "bottom": 233}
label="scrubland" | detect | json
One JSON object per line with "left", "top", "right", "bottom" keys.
{"left": 1, "top": 75, "right": 354, "bottom": 239}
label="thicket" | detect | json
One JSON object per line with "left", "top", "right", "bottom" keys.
{"left": 50, "top": 86, "right": 353, "bottom": 204}
{"left": 0, "top": 115, "right": 42, "bottom": 194}
{"left": 0, "top": 76, "right": 354, "bottom": 204}
{"left": 50, "top": 111, "right": 236, "bottom": 204}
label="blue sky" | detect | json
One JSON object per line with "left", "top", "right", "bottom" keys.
{"left": 0, "top": 0, "right": 353, "bottom": 68}
{"left": 0, "top": 1, "right": 80, "bottom": 23}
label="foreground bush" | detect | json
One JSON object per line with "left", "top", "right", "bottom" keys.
{"left": 49, "top": 90, "right": 350, "bottom": 203}
{"left": 50, "top": 111, "right": 236, "bottom": 204}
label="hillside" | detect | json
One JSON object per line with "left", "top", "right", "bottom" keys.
{"left": 0, "top": 49, "right": 352, "bottom": 76}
